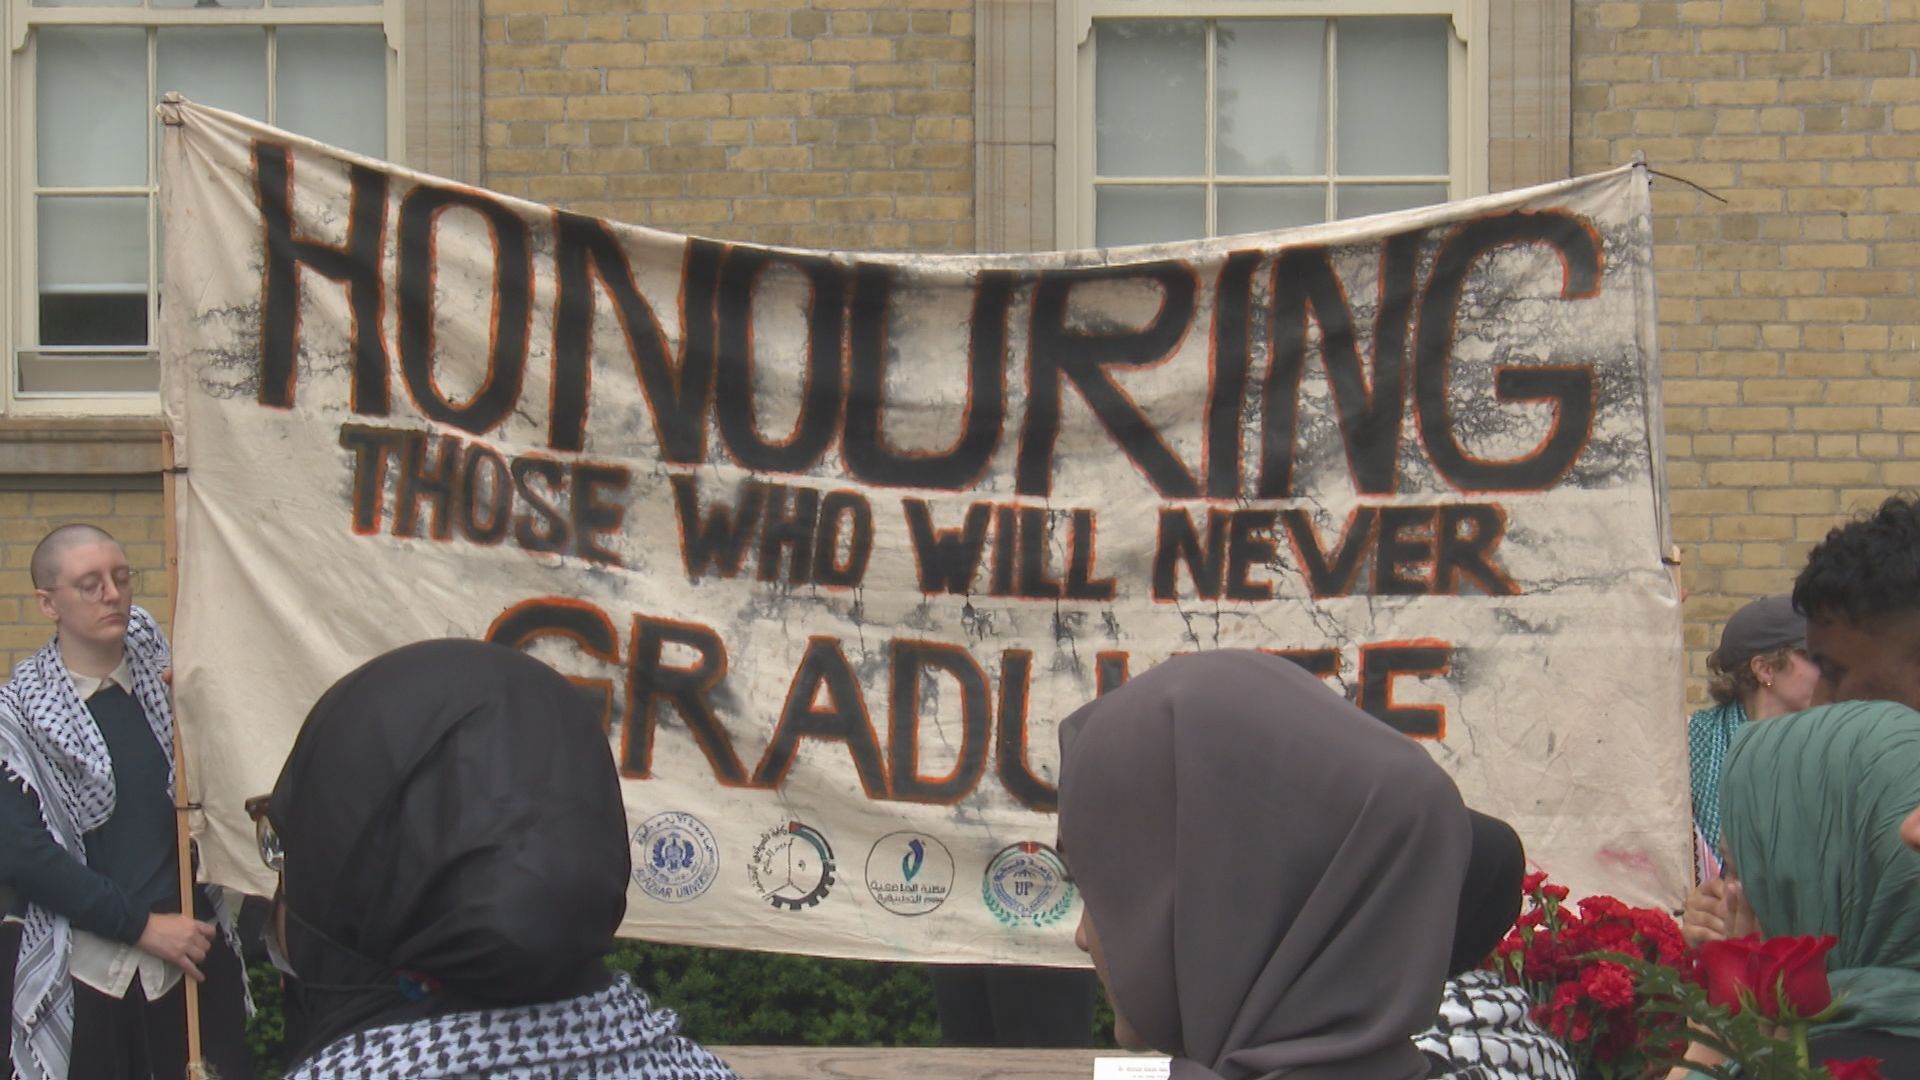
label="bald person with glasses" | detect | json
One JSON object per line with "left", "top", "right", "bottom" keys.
{"left": 0, "top": 524, "right": 251, "bottom": 1080}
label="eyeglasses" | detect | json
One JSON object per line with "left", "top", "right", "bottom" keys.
{"left": 44, "top": 567, "right": 133, "bottom": 602}
{"left": 244, "top": 795, "right": 284, "bottom": 874}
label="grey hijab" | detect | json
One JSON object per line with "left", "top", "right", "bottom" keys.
{"left": 1058, "top": 650, "right": 1472, "bottom": 1080}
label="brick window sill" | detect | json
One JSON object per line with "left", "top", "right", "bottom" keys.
{"left": 0, "top": 419, "right": 166, "bottom": 481}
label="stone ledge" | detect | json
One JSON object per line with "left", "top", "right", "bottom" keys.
{"left": 0, "top": 418, "right": 167, "bottom": 477}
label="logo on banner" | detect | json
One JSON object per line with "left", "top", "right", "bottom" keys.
{"left": 864, "top": 832, "right": 954, "bottom": 916}
{"left": 749, "top": 821, "right": 837, "bottom": 910}
{"left": 982, "top": 841, "right": 1076, "bottom": 928}
{"left": 632, "top": 811, "right": 720, "bottom": 904}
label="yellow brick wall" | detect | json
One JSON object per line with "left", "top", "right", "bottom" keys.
{"left": 1573, "top": 0, "right": 1920, "bottom": 701}
{"left": 0, "top": 488, "right": 171, "bottom": 670}
{"left": 481, "top": 0, "right": 975, "bottom": 250}
{"left": 5, "top": 1, "right": 1909, "bottom": 702}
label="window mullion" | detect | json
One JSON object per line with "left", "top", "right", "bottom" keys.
{"left": 1212, "top": 174, "right": 1446, "bottom": 184}
{"left": 17, "top": 33, "right": 37, "bottom": 396}
{"left": 266, "top": 24, "right": 277, "bottom": 123}
{"left": 24, "top": 8, "right": 386, "bottom": 29}
{"left": 1203, "top": 19, "right": 1217, "bottom": 237}
{"left": 32, "top": 186, "right": 153, "bottom": 197}
{"left": 146, "top": 26, "right": 158, "bottom": 351}
{"left": 1325, "top": 19, "right": 1338, "bottom": 222}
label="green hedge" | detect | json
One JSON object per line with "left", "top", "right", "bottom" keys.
{"left": 247, "top": 945, "right": 1117, "bottom": 1078}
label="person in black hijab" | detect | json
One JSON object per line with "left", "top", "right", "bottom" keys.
{"left": 1449, "top": 812, "right": 1528, "bottom": 978}
{"left": 1415, "top": 811, "right": 1576, "bottom": 1080}
{"left": 257, "top": 639, "right": 737, "bottom": 1079}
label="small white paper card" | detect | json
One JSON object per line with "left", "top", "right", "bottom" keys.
{"left": 1092, "top": 1056, "right": 1171, "bottom": 1079}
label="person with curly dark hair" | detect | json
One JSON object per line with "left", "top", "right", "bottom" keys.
{"left": 1792, "top": 494, "right": 1920, "bottom": 712}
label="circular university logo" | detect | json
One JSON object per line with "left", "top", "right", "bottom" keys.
{"left": 748, "top": 821, "right": 836, "bottom": 910}
{"left": 631, "top": 811, "right": 720, "bottom": 904}
{"left": 982, "top": 841, "right": 1076, "bottom": 928}
{"left": 864, "top": 832, "right": 955, "bottom": 916}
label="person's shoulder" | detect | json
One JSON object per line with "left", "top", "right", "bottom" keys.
{"left": 126, "top": 605, "right": 165, "bottom": 642}
{"left": 0, "top": 673, "right": 47, "bottom": 782}
{"left": 123, "top": 606, "right": 171, "bottom": 665}
{"left": 0, "top": 639, "right": 63, "bottom": 706}
{"left": 0, "top": 680, "right": 28, "bottom": 729}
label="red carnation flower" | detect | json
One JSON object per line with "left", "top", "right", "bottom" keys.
{"left": 1580, "top": 961, "right": 1636, "bottom": 1010}
{"left": 1579, "top": 895, "right": 1629, "bottom": 921}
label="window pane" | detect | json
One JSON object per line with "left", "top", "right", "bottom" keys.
{"left": 1216, "top": 20, "right": 1326, "bottom": 177}
{"left": 276, "top": 27, "right": 388, "bottom": 158}
{"left": 38, "top": 196, "right": 149, "bottom": 347}
{"left": 1218, "top": 186, "right": 1327, "bottom": 234}
{"left": 32, "top": 0, "right": 139, "bottom": 8}
{"left": 1336, "top": 183, "right": 1449, "bottom": 220}
{"left": 158, "top": 29, "right": 268, "bottom": 119}
{"left": 1095, "top": 20, "right": 1205, "bottom": 178}
{"left": 1095, "top": 186, "right": 1205, "bottom": 246}
{"left": 1336, "top": 18, "right": 1450, "bottom": 176}
{"left": 273, "top": 0, "right": 382, "bottom": 6}
{"left": 38, "top": 28, "right": 148, "bottom": 187}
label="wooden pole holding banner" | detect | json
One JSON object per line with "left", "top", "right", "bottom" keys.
{"left": 162, "top": 429, "right": 209, "bottom": 1079}
{"left": 1663, "top": 543, "right": 1693, "bottom": 889}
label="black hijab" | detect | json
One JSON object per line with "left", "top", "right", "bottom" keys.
{"left": 1449, "top": 811, "right": 1526, "bottom": 977}
{"left": 267, "top": 639, "right": 630, "bottom": 1059}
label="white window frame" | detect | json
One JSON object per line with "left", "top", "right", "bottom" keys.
{"left": 1055, "top": 0, "right": 1490, "bottom": 248}
{"left": 1, "top": 0, "right": 403, "bottom": 417}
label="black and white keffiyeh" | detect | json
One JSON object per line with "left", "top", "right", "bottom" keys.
{"left": 1416, "top": 970, "right": 1579, "bottom": 1080}
{"left": 0, "top": 708, "right": 77, "bottom": 1080}
{"left": 1, "top": 607, "right": 242, "bottom": 1080}
{"left": 10, "top": 604, "right": 175, "bottom": 833}
{"left": 284, "top": 974, "right": 739, "bottom": 1080}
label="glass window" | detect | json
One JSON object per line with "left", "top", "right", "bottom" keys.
{"left": 1336, "top": 18, "right": 1450, "bottom": 177}
{"left": 276, "top": 27, "right": 388, "bottom": 157}
{"left": 157, "top": 28, "right": 269, "bottom": 120}
{"left": 38, "top": 28, "right": 148, "bottom": 188}
{"left": 1090, "top": 15, "right": 1455, "bottom": 246}
{"left": 1094, "top": 21, "right": 1206, "bottom": 178}
{"left": 18, "top": 2, "right": 392, "bottom": 396}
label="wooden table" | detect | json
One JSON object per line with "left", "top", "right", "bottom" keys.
{"left": 711, "top": 1047, "right": 1165, "bottom": 1078}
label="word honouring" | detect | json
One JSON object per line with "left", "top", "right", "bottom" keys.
{"left": 258, "top": 140, "right": 1603, "bottom": 500}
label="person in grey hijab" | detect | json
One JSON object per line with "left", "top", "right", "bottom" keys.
{"left": 1058, "top": 649, "right": 1472, "bottom": 1080}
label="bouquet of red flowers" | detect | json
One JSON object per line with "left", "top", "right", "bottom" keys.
{"left": 1493, "top": 872, "right": 1690, "bottom": 1078}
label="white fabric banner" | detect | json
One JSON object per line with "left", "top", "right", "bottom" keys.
{"left": 158, "top": 99, "right": 1683, "bottom": 966}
